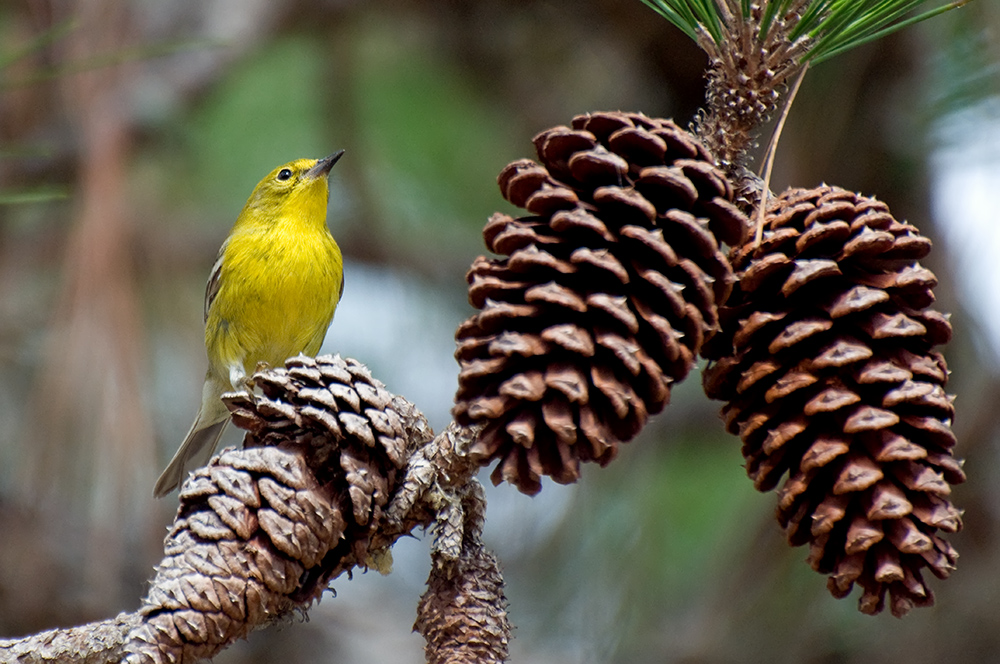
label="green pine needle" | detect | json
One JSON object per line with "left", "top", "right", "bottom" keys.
{"left": 641, "top": 0, "right": 972, "bottom": 64}
{"left": 642, "top": 1, "right": 701, "bottom": 40}
{"left": 0, "top": 18, "right": 77, "bottom": 71}
{"left": 0, "top": 187, "right": 70, "bottom": 206}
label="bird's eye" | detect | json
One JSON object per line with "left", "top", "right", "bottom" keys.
{"left": 277, "top": 168, "right": 293, "bottom": 181}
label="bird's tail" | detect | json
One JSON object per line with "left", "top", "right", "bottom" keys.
{"left": 153, "top": 384, "right": 231, "bottom": 497}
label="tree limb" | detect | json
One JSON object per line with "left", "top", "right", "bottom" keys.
{"left": 0, "top": 355, "right": 509, "bottom": 664}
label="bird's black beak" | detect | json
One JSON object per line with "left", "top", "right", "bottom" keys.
{"left": 306, "top": 150, "right": 345, "bottom": 179}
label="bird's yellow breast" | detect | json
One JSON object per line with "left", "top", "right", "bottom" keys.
{"left": 205, "top": 219, "right": 343, "bottom": 382}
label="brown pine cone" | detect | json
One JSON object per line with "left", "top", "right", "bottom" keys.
{"left": 229, "top": 354, "right": 418, "bottom": 547}
{"left": 126, "top": 355, "right": 426, "bottom": 663}
{"left": 702, "top": 185, "right": 964, "bottom": 617}
{"left": 454, "top": 111, "right": 750, "bottom": 494}
{"left": 128, "top": 447, "right": 342, "bottom": 664}
{"left": 415, "top": 543, "right": 509, "bottom": 664}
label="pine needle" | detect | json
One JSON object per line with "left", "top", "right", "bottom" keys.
{"left": 754, "top": 64, "right": 809, "bottom": 247}
{"left": 641, "top": 0, "right": 974, "bottom": 65}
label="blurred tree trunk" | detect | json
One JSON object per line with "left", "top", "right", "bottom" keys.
{"left": 19, "top": 0, "right": 157, "bottom": 619}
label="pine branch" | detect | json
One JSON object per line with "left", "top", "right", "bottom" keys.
{"left": 641, "top": 0, "right": 974, "bottom": 174}
{"left": 0, "top": 356, "right": 509, "bottom": 664}
{"left": 0, "top": 614, "right": 141, "bottom": 664}
{"left": 643, "top": 0, "right": 972, "bottom": 62}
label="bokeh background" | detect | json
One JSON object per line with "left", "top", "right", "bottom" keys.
{"left": 2, "top": 1, "right": 1000, "bottom": 662}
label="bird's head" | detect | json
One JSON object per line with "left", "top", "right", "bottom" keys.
{"left": 243, "top": 150, "right": 345, "bottom": 223}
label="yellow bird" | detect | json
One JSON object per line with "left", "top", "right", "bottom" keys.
{"left": 154, "top": 152, "right": 345, "bottom": 497}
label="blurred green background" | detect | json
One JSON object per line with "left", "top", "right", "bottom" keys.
{"left": 2, "top": 1, "right": 999, "bottom": 662}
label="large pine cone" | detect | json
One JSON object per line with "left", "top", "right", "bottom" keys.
{"left": 702, "top": 186, "right": 964, "bottom": 617}
{"left": 454, "top": 111, "right": 750, "bottom": 494}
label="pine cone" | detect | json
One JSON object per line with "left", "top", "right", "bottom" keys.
{"left": 127, "top": 447, "right": 341, "bottom": 664}
{"left": 702, "top": 186, "right": 964, "bottom": 617}
{"left": 415, "top": 543, "right": 509, "bottom": 664}
{"left": 126, "top": 355, "right": 424, "bottom": 663}
{"left": 454, "top": 111, "right": 750, "bottom": 494}
{"left": 229, "top": 354, "right": 417, "bottom": 550}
